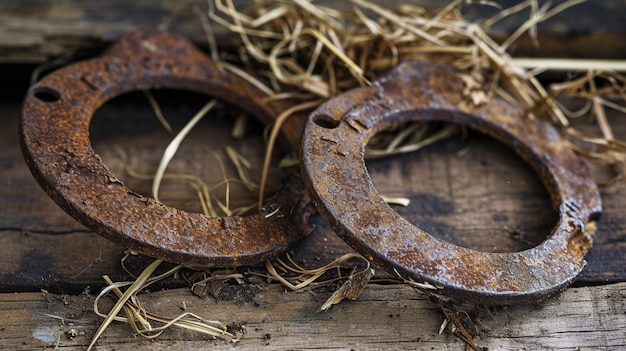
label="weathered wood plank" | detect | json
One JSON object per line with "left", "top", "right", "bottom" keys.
{"left": 1, "top": 1, "right": 626, "bottom": 63}
{"left": 0, "top": 0, "right": 216, "bottom": 63}
{"left": 2, "top": 282, "right": 625, "bottom": 350}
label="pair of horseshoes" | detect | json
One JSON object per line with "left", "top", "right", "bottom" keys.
{"left": 21, "top": 32, "right": 600, "bottom": 304}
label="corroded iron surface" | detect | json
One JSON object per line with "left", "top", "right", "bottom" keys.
{"left": 301, "top": 61, "right": 602, "bottom": 305}
{"left": 21, "top": 31, "right": 311, "bottom": 266}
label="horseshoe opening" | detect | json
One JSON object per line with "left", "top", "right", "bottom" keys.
{"left": 90, "top": 89, "right": 286, "bottom": 216}
{"left": 366, "top": 123, "right": 558, "bottom": 253}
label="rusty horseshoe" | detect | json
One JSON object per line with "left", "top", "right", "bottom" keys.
{"left": 21, "top": 31, "right": 311, "bottom": 267}
{"left": 300, "top": 61, "right": 601, "bottom": 305}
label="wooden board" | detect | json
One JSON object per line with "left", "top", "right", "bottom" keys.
{"left": 1, "top": 0, "right": 626, "bottom": 63}
{"left": 2, "top": 283, "right": 625, "bottom": 350}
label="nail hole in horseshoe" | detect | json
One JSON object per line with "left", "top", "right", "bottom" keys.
{"left": 33, "top": 86, "right": 61, "bottom": 103}
{"left": 90, "top": 89, "right": 285, "bottom": 215}
{"left": 313, "top": 114, "right": 340, "bottom": 129}
{"left": 366, "top": 122, "right": 558, "bottom": 253}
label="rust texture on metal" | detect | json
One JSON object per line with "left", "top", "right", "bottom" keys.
{"left": 300, "top": 61, "right": 602, "bottom": 305}
{"left": 21, "top": 31, "right": 311, "bottom": 267}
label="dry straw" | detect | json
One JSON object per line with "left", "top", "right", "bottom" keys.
{"left": 88, "top": 260, "right": 238, "bottom": 350}
{"left": 207, "top": 0, "right": 626, "bottom": 185}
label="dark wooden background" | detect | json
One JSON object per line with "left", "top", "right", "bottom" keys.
{"left": 0, "top": 1, "right": 625, "bottom": 350}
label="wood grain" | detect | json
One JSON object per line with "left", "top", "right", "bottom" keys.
{"left": 2, "top": 282, "right": 625, "bottom": 350}
{"left": 1, "top": 0, "right": 626, "bottom": 63}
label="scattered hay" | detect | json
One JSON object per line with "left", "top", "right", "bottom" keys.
{"left": 206, "top": 0, "right": 626, "bottom": 179}
{"left": 88, "top": 259, "right": 238, "bottom": 350}
{"left": 264, "top": 253, "right": 367, "bottom": 289}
